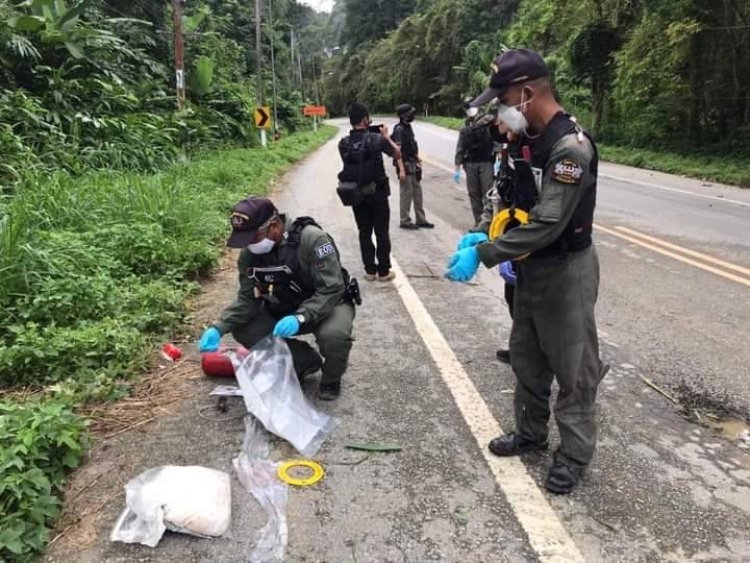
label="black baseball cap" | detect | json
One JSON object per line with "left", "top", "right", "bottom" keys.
{"left": 226, "top": 196, "right": 278, "bottom": 248}
{"left": 470, "top": 49, "right": 549, "bottom": 107}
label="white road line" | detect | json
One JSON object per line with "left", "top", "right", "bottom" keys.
{"left": 598, "top": 173, "right": 749, "bottom": 207}
{"left": 390, "top": 257, "right": 584, "bottom": 563}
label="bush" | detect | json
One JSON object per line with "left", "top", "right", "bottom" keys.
{"left": 0, "top": 319, "right": 149, "bottom": 387}
{"left": 0, "top": 125, "right": 338, "bottom": 561}
{"left": 0, "top": 399, "right": 87, "bottom": 563}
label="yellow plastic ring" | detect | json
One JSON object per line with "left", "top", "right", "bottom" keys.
{"left": 489, "top": 208, "right": 530, "bottom": 240}
{"left": 277, "top": 460, "right": 325, "bottom": 487}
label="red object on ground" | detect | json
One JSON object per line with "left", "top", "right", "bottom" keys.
{"left": 161, "top": 343, "right": 183, "bottom": 361}
{"left": 201, "top": 352, "right": 236, "bottom": 378}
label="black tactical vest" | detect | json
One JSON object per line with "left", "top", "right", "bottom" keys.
{"left": 245, "top": 217, "right": 324, "bottom": 316}
{"left": 339, "top": 131, "right": 385, "bottom": 187}
{"left": 530, "top": 112, "right": 597, "bottom": 258}
{"left": 464, "top": 123, "right": 495, "bottom": 163}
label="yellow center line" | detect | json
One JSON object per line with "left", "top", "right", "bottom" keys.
{"left": 595, "top": 224, "right": 750, "bottom": 287}
{"left": 613, "top": 226, "right": 750, "bottom": 277}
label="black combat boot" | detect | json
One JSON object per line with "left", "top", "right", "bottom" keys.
{"left": 285, "top": 339, "right": 322, "bottom": 381}
{"left": 545, "top": 461, "right": 582, "bottom": 495}
{"left": 316, "top": 381, "right": 341, "bottom": 401}
{"left": 488, "top": 432, "right": 548, "bottom": 457}
{"left": 496, "top": 348, "right": 511, "bottom": 364}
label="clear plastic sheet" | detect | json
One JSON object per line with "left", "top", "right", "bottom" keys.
{"left": 233, "top": 416, "right": 289, "bottom": 562}
{"left": 231, "top": 336, "right": 338, "bottom": 457}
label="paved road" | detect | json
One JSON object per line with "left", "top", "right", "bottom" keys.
{"left": 405, "top": 118, "right": 750, "bottom": 419}
{"left": 51, "top": 121, "right": 750, "bottom": 562}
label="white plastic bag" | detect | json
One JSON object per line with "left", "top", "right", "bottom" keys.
{"left": 231, "top": 336, "right": 338, "bottom": 457}
{"left": 110, "top": 466, "right": 231, "bottom": 547}
{"left": 233, "top": 417, "right": 288, "bottom": 563}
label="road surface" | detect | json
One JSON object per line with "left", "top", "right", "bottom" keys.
{"left": 48, "top": 120, "right": 750, "bottom": 562}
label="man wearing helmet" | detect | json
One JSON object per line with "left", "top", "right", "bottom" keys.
{"left": 392, "top": 103, "right": 435, "bottom": 230}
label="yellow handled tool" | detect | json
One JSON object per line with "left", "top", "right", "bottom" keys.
{"left": 489, "top": 208, "right": 530, "bottom": 240}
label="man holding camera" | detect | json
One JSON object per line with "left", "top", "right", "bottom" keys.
{"left": 338, "top": 103, "right": 402, "bottom": 282}
{"left": 198, "top": 196, "right": 357, "bottom": 401}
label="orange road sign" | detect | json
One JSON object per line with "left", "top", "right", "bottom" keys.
{"left": 303, "top": 105, "right": 327, "bottom": 117}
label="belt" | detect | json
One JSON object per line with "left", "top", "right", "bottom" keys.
{"left": 525, "top": 243, "right": 592, "bottom": 267}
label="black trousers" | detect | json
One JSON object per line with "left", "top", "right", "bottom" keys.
{"left": 352, "top": 190, "right": 391, "bottom": 276}
{"left": 505, "top": 283, "right": 515, "bottom": 319}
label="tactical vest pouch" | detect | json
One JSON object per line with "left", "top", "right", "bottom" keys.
{"left": 510, "top": 158, "right": 539, "bottom": 209}
{"left": 336, "top": 180, "right": 365, "bottom": 207}
{"left": 345, "top": 276, "right": 362, "bottom": 306}
{"left": 360, "top": 181, "right": 377, "bottom": 196}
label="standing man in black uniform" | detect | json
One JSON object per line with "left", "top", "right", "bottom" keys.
{"left": 338, "top": 103, "right": 401, "bottom": 282}
{"left": 392, "top": 103, "right": 434, "bottom": 230}
{"left": 446, "top": 49, "right": 608, "bottom": 494}
{"left": 199, "top": 197, "right": 356, "bottom": 401}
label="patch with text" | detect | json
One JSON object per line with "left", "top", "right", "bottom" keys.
{"left": 551, "top": 159, "right": 584, "bottom": 185}
{"left": 315, "top": 242, "right": 335, "bottom": 259}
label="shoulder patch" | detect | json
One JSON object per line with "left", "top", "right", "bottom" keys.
{"left": 551, "top": 160, "right": 584, "bottom": 185}
{"left": 315, "top": 242, "right": 335, "bottom": 259}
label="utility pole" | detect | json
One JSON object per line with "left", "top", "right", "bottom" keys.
{"left": 268, "top": 0, "right": 279, "bottom": 138}
{"left": 172, "top": 0, "right": 186, "bottom": 109}
{"left": 296, "top": 34, "right": 304, "bottom": 99}
{"left": 255, "top": 0, "right": 266, "bottom": 147}
{"left": 290, "top": 28, "right": 295, "bottom": 87}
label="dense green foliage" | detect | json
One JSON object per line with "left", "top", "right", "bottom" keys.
{"left": 0, "top": 400, "right": 87, "bottom": 561}
{"left": 0, "top": 125, "right": 336, "bottom": 560}
{"left": 322, "top": 0, "right": 750, "bottom": 156}
{"left": 0, "top": 0, "right": 334, "bottom": 190}
{"left": 0, "top": 1, "right": 340, "bottom": 557}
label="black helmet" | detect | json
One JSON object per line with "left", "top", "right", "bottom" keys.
{"left": 397, "top": 103, "right": 416, "bottom": 118}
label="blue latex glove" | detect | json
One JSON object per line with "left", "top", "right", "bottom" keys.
{"left": 199, "top": 327, "right": 221, "bottom": 352}
{"left": 499, "top": 261, "right": 516, "bottom": 285}
{"left": 273, "top": 315, "right": 300, "bottom": 338}
{"left": 452, "top": 169, "right": 461, "bottom": 184}
{"left": 456, "top": 232, "right": 489, "bottom": 250}
{"left": 445, "top": 247, "right": 480, "bottom": 282}
{"left": 494, "top": 160, "right": 501, "bottom": 176}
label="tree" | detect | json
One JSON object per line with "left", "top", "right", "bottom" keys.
{"left": 570, "top": 22, "right": 619, "bottom": 130}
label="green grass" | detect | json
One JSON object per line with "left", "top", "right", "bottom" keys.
{"left": 421, "top": 116, "right": 463, "bottom": 131}
{"left": 597, "top": 145, "right": 750, "bottom": 188}
{"left": 421, "top": 116, "right": 750, "bottom": 187}
{"left": 0, "top": 124, "right": 337, "bottom": 562}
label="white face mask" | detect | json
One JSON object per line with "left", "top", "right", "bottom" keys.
{"left": 248, "top": 237, "right": 275, "bottom": 255}
{"left": 496, "top": 103, "right": 528, "bottom": 134}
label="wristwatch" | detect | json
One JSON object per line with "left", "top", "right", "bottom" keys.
{"left": 295, "top": 314, "right": 306, "bottom": 325}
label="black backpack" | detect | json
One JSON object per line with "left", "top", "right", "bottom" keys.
{"left": 464, "top": 123, "right": 493, "bottom": 162}
{"left": 338, "top": 133, "right": 379, "bottom": 188}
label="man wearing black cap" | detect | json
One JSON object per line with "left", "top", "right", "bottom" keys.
{"left": 446, "top": 48, "right": 608, "bottom": 494}
{"left": 338, "top": 103, "right": 401, "bottom": 282}
{"left": 392, "top": 103, "right": 434, "bottom": 230}
{"left": 198, "top": 197, "right": 356, "bottom": 400}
